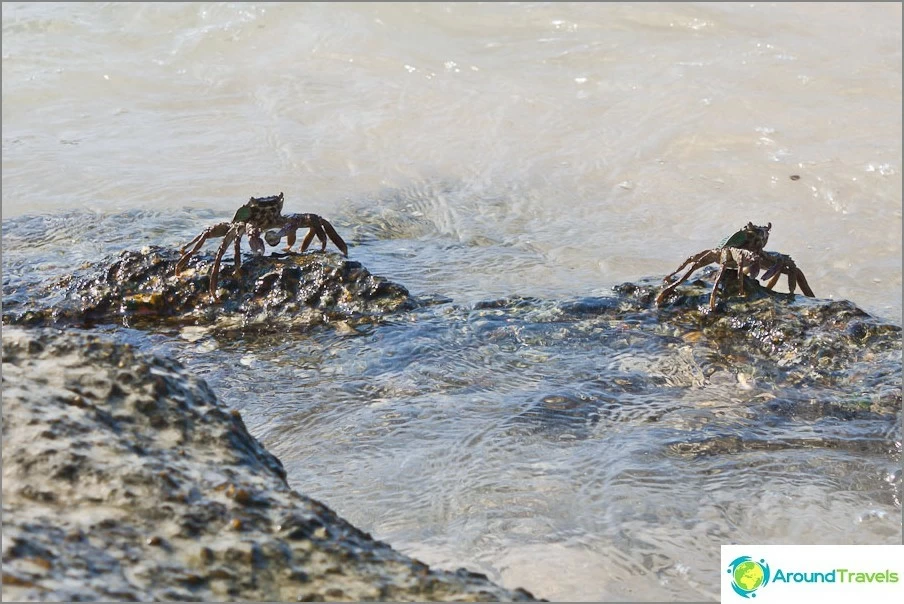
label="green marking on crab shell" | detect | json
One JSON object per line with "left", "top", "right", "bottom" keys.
{"left": 718, "top": 230, "right": 748, "bottom": 249}
{"left": 232, "top": 205, "right": 252, "bottom": 223}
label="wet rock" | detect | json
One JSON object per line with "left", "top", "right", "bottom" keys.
{"left": 463, "top": 269, "right": 900, "bottom": 444}
{"left": 2, "top": 246, "right": 415, "bottom": 332}
{"left": 1, "top": 327, "right": 538, "bottom": 602}
{"left": 616, "top": 269, "right": 902, "bottom": 392}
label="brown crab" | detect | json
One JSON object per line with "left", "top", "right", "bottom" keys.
{"left": 655, "top": 222, "right": 815, "bottom": 311}
{"left": 175, "top": 192, "right": 348, "bottom": 297}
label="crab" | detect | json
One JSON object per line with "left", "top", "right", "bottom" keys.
{"left": 655, "top": 222, "right": 815, "bottom": 311}
{"left": 174, "top": 192, "right": 348, "bottom": 297}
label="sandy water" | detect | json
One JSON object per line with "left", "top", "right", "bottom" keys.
{"left": 3, "top": 3, "right": 901, "bottom": 600}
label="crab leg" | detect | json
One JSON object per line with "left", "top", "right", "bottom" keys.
{"left": 285, "top": 228, "right": 299, "bottom": 251}
{"left": 180, "top": 222, "right": 230, "bottom": 255}
{"left": 209, "top": 228, "right": 239, "bottom": 298}
{"left": 762, "top": 255, "right": 785, "bottom": 290}
{"left": 667, "top": 252, "right": 719, "bottom": 287}
{"left": 662, "top": 250, "right": 715, "bottom": 284}
{"left": 233, "top": 231, "right": 242, "bottom": 276}
{"left": 299, "top": 229, "right": 315, "bottom": 252}
{"left": 268, "top": 214, "right": 349, "bottom": 256}
{"left": 300, "top": 221, "right": 327, "bottom": 253}
{"left": 788, "top": 270, "right": 800, "bottom": 295}
{"left": 176, "top": 222, "right": 231, "bottom": 274}
{"left": 319, "top": 217, "right": 348, "bottom": 256}
{"left": 795, "top": 269, "right": 815, "bottom": 297}
{"left": 709, "top": 262, "right": 729, "bottom": 311}
{"left": 300, "top": 217, "right": 347, "bottom": 255}
{"left": 266, "top": 215, "right": 312, "bottom": 252}
{"left": 760, "top": 254, "right": 815, "bottom": 297}
{"left": 656, "top": 250, "right": 720, "bottom": 306}
{"left": 760, "top": 261, "right": 782, "bottom": 284}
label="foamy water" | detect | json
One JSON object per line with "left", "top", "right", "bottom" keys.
{"left": 3, "top": 3, "right": 901, "bottom": 600}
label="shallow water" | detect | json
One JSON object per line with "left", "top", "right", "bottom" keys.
{"left": 2, "top": 2, "right": 902, "bottom": 601}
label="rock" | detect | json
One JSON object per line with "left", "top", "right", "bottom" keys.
{"left": 465, "top": 269, "right": 900, "bottom": 389}
{"left": 1, "top": 327, "right": 538, "bottom": 602}
{"left": 614, "top": 270, "right": 902, "bottom": 392}
{"left": 2, "top": 246, "right": 415, "bottom": 332}
{"left": 464, "top": 271, "right": 901, "bottom": 438}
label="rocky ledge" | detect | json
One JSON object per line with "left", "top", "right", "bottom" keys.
{"left": 2, "top": 246, "right": 415, "bottom": 332}
{"left": 1, "top": 327, "right": 538, "bottom": 602}
{"left": 463, "top": 269, "right": 901, "bottom": 394}
{"left": 615, "top": 271, "right": 902, "bottom": 389}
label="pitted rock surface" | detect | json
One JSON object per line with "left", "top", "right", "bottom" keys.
{"left": 1, "top": 327, "right": 538, "bottom": 602}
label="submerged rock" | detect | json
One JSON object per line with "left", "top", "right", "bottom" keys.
{"left": 2, "top": 246, "right": 415, "bottom": 331}
{"left": 458, "top": 269, "right": 900, "bottom": 446}
{"left": 0, "top": 327, "right": 538, "bottom": 602}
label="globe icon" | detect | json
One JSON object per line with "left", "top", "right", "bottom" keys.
{"left": 733, "top": 560, "right": 765, "bottom": 592}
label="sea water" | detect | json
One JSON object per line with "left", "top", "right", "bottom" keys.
{"left": 2, "top": 3, "right": 901, "bottom": 600}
